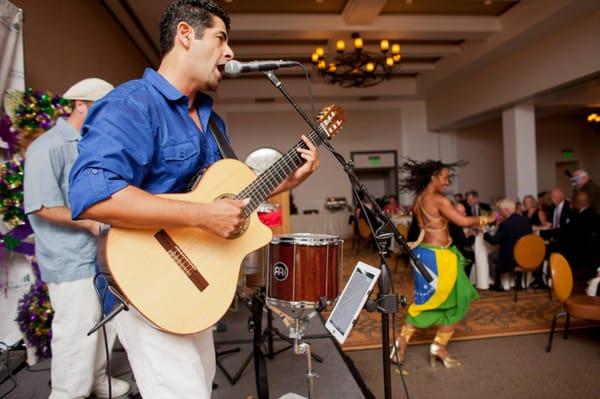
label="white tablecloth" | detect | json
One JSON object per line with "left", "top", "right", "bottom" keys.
{"left": 472, "top": 234, "right": 493, "bottom": 289}
{"left": 390, "top": 215, "right": 413, "bottom": 254}
{"left": 291, "top": 211, "right": 353, "bottom": 238}
{"left": 472, "top": 233, "right": 520, "bottom": 290}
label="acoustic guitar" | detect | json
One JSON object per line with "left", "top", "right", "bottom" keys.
{"left": 98, "top": 105, "right": 345, "bottom": 334}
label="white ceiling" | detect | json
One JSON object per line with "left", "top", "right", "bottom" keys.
{"left": 102, "top": 0, "right": 599, "bottom": 117}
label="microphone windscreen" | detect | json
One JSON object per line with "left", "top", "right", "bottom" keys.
{"left": 224, "top": 60, "right": 242, "bottom": 76}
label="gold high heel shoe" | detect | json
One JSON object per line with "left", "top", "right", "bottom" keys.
{"left": 429, "top": 343, "right": 461, "bottom": 368}
{"left": 429, "top": 330, "right": 461, "bottom": 368}
{"left": 390, "top": 325, "right": 415, "bottom": 365}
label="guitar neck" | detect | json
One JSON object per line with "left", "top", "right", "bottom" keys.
{"left": 237, "top": 128, "right": 324, "bottom": 217}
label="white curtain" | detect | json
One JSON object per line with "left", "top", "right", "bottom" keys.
{"left": 0, "top": 0, "right": 30, "bottom": 348}
{"left": 0, "top": 0, "right": 25, "bottom": 103}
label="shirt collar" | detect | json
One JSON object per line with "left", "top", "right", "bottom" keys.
{"left": 144, "top": 68, "right": 184, "bottom": 101}
{"left": 55, "top": 118, "right": 80, "bottom": 142}
{"left": 143, "top": 68, "right": 214, "bottom": 106}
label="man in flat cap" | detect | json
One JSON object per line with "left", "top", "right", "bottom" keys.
{"left": 24, "top": 78, "right": 130, "bottom": 399}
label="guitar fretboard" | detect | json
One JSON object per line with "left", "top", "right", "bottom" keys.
{"left": 236, "top": 128, "right": 325, "bottom": 218}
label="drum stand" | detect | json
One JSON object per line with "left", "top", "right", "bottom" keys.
{"left": 263, "top": 69, "right": 433, "bottom": 399}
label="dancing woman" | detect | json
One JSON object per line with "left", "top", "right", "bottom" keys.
{"left": 393, "top": 159, "right": 494, "bottom": 368}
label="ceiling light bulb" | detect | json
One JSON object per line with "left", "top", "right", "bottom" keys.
{"left": 380, "top": 39, "right": 390, "bottom": 52}
{"left": 336, "top": 40, "right": 346, "bottom": 52}
{"left": 365, "top": 62, "right": 375, "bottom": 73}
{"left": 392, "top": 43, "right": 401, "bottom": 55}
{"left": 354, "top": 36, "right": 363, "bottom": 50}
{"left": 316, "top": 47, "right": 325, "bottom": 57}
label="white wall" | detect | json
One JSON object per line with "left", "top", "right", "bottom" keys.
{"left": 456, "top": 118, "right": 505, "bottom": 204}
{"left": 536, "top": 115, "right": 600, "bottom": 193}
{"left": 455, "top": 113, "right": 600, "bottom": 204}
{"left": 221, "top": 103, "right": 404, "bottom": 212}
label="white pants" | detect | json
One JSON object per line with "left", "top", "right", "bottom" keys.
{"left": 47, "top": 276, "right": 117, "bottom": 399}
{"left": 114, "top": 309, "right": 215, "bottom": 399}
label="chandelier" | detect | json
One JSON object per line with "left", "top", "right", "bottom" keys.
{"left": 311, "top": 33, "right": 401, "bottom": 88}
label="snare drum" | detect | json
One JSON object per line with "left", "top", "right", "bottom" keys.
{"left": 266, "top": 233, "right": 342, "bottom": 308}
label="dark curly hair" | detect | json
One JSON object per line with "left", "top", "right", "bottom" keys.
{"left": 159, "top": 0, "right": 231, "bottom": 56}
{"left": 398, "top": 158, "right": 468, "bottom": 194}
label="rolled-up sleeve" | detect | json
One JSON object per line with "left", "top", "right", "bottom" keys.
{"left": 24, "top": 147, "right": 64, "bottom": 214}
{"left": 69, "top": 95, "right": 154, "bottom": 219}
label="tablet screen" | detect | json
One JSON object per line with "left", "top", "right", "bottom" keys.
{"left": 326, "top": 262, "right": 380, "bottom": 343}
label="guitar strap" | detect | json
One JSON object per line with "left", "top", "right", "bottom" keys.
{"left": 186, "top": 115, "right": 237, "bottom": 191}
{"left": 208, "top": 115, "right": 237, "bottom": 160}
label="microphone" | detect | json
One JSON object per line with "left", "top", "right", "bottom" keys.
{"left": 224, "top": 60, "right": 298, "bottom": 77}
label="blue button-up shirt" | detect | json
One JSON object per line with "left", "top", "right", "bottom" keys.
{"left": 69, "top": 68, "right": 227, "bottom": 219}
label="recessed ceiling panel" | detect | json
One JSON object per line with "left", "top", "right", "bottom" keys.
{"left": 381, "top": 0, "right": 519, "bottom": 16}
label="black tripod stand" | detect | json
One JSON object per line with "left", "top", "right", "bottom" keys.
{"left": 215, "top": 288, "right": 324, "bottom": 392}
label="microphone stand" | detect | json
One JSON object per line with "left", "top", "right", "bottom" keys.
{"left": 262, "top": 70, "right": 433, "bottom": 399}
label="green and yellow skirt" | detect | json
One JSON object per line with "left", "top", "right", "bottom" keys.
{"left": 406, "top": 244, "right": 478, "bottom": 329}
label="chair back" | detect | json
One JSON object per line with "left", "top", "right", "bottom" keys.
{"left": 396, "top": 224, "right": 408, "bottom": 239}
{"left": 549, "top": 253, "right": 573, "bottom": 303}
{"left": 513, "top": 234, "right": 546, "bottom": 271}
{"left": 358, "top": 218, "right": 372, "bottom": 240}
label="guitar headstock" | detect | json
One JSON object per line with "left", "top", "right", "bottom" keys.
{"left": 317, "top": 104, "right": 345, "bottom": 140}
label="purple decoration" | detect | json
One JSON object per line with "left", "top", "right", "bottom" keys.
{"left": 16, "top": 277, "right": 53, "bottom": 360}
{"left": 0, "top": 115, "right": 17, "bottom": 158}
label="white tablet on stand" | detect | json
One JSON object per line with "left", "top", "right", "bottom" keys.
{"left": 325, "top": 261, "right": 380, "bottom": 345}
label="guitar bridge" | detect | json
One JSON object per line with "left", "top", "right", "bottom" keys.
{"left": 154, "top": 229, "right": 209, "bottom": 291}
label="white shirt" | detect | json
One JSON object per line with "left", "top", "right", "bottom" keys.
{"left": 553, "top": 200, "right": 564, "bottom": 228}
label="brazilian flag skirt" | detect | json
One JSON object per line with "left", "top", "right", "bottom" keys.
{"left": 406, "top": 244, "right": 479, "bottom": 329}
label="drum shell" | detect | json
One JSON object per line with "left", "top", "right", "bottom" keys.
{"left": 266, "top": 234, "right": 342, "bottom": 303}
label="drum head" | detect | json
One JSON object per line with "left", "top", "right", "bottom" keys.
{"left": 271, "top": 233, "right": 341, "bottom": 246}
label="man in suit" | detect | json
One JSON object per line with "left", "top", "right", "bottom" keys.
{"left": 464, "top": 190, "right": 491, "bottom": 217}
{"left": 572, "top": 169, "right": 600, "bottom": 214}
{"left": 535, "top": 188, "right": 572, "bottom": 288}
{"left": 484, "top": 198, "right": 532, "bottom": 291}
{"left": 564, "top": 191, "right": 600, "bottom": 281}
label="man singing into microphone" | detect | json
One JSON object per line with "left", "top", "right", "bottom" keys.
{"left": 68, "top": 1, "right": 319, "bottom": 397}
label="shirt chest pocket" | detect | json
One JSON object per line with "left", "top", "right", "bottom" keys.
{"left": 161, "top": 141, "right": 199, "bottom": 173}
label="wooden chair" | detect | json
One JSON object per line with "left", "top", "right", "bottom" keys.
{"left": 394, "top": 223, "right": 409, "bottom": 271}
{"left": 512, "top": 234, "right": 546, "bottom": 302}
{"left": 355, "top": 217, "right": 372, "bottom": 255}
{"left": 546, "top": 253, "right": 600, "bottom": 352}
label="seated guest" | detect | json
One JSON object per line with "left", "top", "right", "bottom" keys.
{"left": 484, "top": 198, "right": 532, "bottom": 291}
{"left": 454, "top": 192, "right": 464, "bottom": 204}
{"left": 585, "top": 268, "right": 600, "bottom": 296}
{"left": 564, "top": 191, "right": 600, "bottom": 281}
{"left": 465, "top": 190, "right": 491, "bottom": 217}
{"left": 449, "top": 202, "right": 476, "bottom": 278}
{"left": 384, "top": 194, "right": 401, "bottom": 215}
{"left": 522, "top": 194, "right": 550, "bottom": 231}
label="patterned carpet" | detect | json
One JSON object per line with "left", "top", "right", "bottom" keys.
{"left": 330, "top": 245, "right": 599, "bottom": 351}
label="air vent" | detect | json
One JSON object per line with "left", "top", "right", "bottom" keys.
{"left": 359, "top": 96, "right": 380, "bottom": 101}
{"left": 255, "top": 97, "right": 275, "bottom": 103}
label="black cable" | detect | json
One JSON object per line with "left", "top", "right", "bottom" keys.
{"left": 0, "top": 342, "right": 17, "bottom": 399}
{"left": 296, "top": 62, "right": 317, "bottom": 121}
{"left": 26, "top": 365, "right": 50, "bottom": 372}
{"left": 93, "top": 272, "right": 113, "bottom": 399}
{"left": 391, "top": 313, "right": 410, "bottom": 399}
{"left": 0, "top": 375, "right": 16, "bottom": 399}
